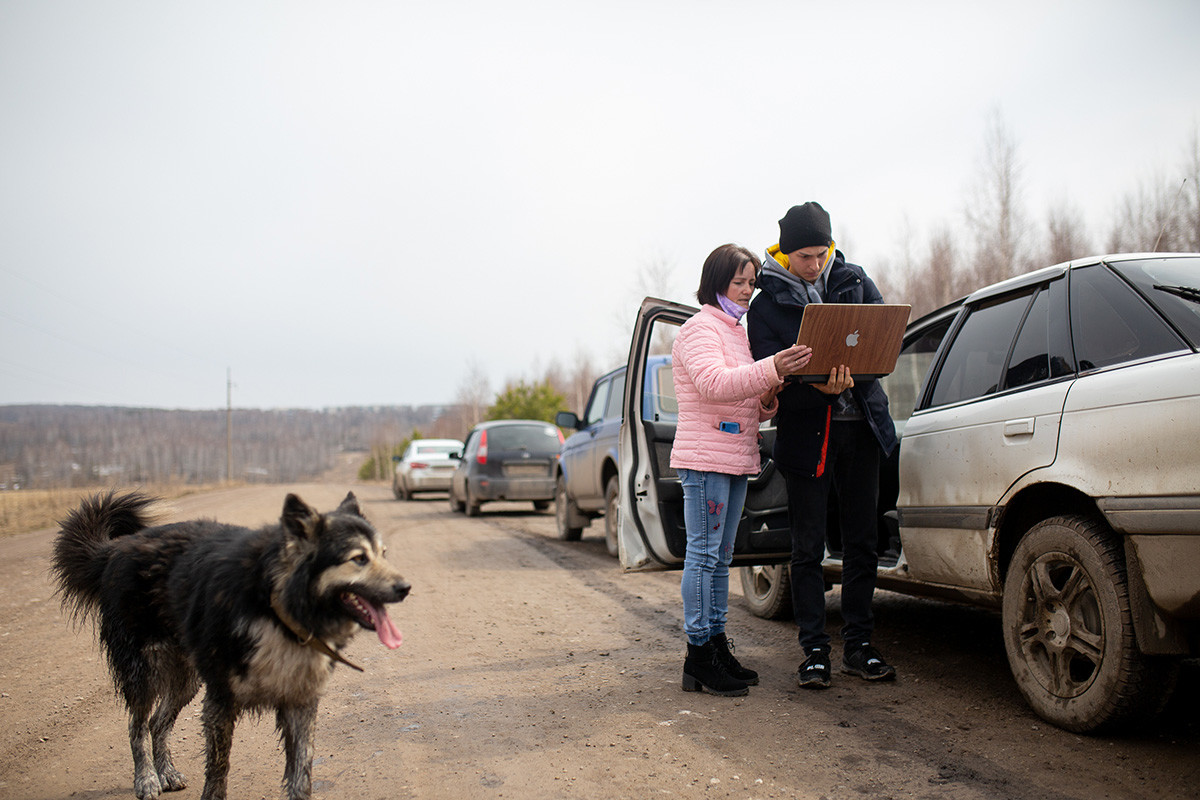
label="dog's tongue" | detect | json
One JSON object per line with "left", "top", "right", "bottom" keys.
{"left": 367, "top": 602, "right": 403, "bottom": 649}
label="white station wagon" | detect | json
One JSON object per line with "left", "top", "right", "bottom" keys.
{"left": 617, "top": 252, "right": 1200, "bottom": 733}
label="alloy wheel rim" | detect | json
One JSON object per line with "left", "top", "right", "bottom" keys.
{"left": 1014, "top": 552, "right": 1105, "bottom": 699}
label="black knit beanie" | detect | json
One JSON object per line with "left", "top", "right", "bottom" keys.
{"left": 778, "top": 202, "right": 833, "bottom": 253}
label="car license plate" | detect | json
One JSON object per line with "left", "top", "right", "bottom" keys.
{"left": 504, "top": 463, "right": 548, "bottom": 478}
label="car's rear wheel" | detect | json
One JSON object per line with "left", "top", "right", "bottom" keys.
{"left": 603, "top": 475, "right": 620, "bottom": 557}
{"left": 555, "top": 475, "right": 583, "bottom": 541}
{"left": 395, "top": 479, "right": 411, "bottom": 501}
{"left": 533, "top": 500, "right": 550, "bottom": 511}
{"left": 1001, "top": 514, "right": 1176, "bottom": 733}
{"left": 448, "top": 483, "right": 464, "bottom": 513}
{"left": 465, "top": 486, "right": 481, "bottom": 517}
{"left": 739, "top": 564, "right": 793, "bottom": 620}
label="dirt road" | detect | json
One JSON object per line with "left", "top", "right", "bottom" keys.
{"left": 1, "top": 481, "right": 1196, "bottom": 800}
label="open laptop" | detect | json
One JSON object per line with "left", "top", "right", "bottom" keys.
{"left": 791, "top": 303, "right": 911, "bottom": 382}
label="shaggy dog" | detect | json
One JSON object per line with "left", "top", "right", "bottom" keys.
{"left": 51, "top": 491, "right": 409, "bottom": 800}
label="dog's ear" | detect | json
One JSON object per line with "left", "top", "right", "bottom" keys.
{"left": 281, "top": 493, "right": 321, "bottom": 541}
{"left": 337, "top": 492, "right": 364, "bottom": 518}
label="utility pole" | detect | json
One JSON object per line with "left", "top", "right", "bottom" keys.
{"left": 226, "top": 368, "right": 232, "bottom": 483}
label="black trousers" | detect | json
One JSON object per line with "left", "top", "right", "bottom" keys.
{"left": 783, "top": 420, "right": 881, "bottom": 652}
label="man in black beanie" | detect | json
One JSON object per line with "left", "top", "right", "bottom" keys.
{"left": 747, "top": 202, "right": 899, "bottom": 689}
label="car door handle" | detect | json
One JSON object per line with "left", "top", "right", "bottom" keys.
{"left": 1003, "top": 418, "right": 1035, "bottom": 437}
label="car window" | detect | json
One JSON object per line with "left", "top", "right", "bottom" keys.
{"left": 605, "top": 371, "right": 626, "bottom": 421}
{"left": 643, "top": 332, "right": 680, "bottom": 424}
{"left": 1003, "top": 288, "right": 1051, "bottom": 389}
{"left": 1107, "top": 257, "right": 1200, "bottom": 348}
{"left": 646, "top": 360, "right": 678, "bottom": 421}
{"left": 1002, "top": 280, "right": 1075, "bottom": 390}
{"left": 1069, "top": 263, "right": 1186, "bottom": 372}
{"left": 928, "top": 290, "right": 1034, "bottom": 408}
{"left": 881, "top": 315, "right": 954, "bottom": 424}
{"left": 487, "top": 424, "right": 561, "bottom": 455}
{"left": 416, "top": 444, "right": 459, "bottom": 457}
{"left": 584, "top": 378, "right": 612, "bottom": 427}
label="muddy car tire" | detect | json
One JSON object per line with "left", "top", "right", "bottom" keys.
{"left": 603, "top": 476, "right": 620, "bottom": 557}
{"left": 1001, "top": 514, "right": 1176, "bottom": 733}
{"left": 465, "top": 487, "right": 482, "bottom": 517}
{"left": 739, "top": 564, "right": 793, "bottom": 620}
{"left": 555, "top": 475, "right": 583, "bottom": 541}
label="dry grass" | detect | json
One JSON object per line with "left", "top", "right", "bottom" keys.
{"left": 0, "top": 483, "right": 237, "bottom": 537}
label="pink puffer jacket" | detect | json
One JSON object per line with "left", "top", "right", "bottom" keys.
{"left": 670, "top": 304, "right": 782, "bottom": 476}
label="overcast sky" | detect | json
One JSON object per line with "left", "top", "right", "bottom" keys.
{"left": 2, "top": 0, "right": 1198, "bottom": 410}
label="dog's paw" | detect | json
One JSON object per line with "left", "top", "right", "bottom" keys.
{"left": 134, "top": 772, "right": 163, "bottom": 800}
{"left": 158, "top": 765, "right": 188, "bottom": 792}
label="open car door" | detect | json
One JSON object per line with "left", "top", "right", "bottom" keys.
{"left": 617, "top": 297, "right": 793, "bottom": 572}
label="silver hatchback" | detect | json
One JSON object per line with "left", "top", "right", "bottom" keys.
{"left": 618, "top": 253, "right": 1200, "bottom": 733}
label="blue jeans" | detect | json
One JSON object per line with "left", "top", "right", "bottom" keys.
{"left": 679, "top": 469, "right": 748, "bottom": 646}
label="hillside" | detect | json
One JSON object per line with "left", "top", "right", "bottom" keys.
{"left": 0, "top": 404, "right": 463, "bottom": 489}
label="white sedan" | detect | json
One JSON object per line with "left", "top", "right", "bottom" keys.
{"left": 392, "top": 439, "right": 463, "bottom": 500}
{"left": 618, "top": 252, "right": 1200, "bottom": 733}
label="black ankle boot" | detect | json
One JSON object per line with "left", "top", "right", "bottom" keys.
{"left": 682, "top": 641, "right": 749, "bottom": 696}
{"left": 710, "top": 632, "right": 759, "bottom": 685}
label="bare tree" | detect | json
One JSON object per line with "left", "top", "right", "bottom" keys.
{"left": 637, "top": 251, "right": 679, "bottom": 303}
{"left": 454, "top": 358, "right": 491, "bottom": 429}
{"left": 1183, "top": 125, "right": 1199, "bottom": 250}
{"left": 567, "top": 345, "right": 598, "bottom": 415}
{"left": 1106, "top": 172, "right": 1189, "bottom": 252}
{"left": 1045, "top": 199, "right": 1092, "bottom": 264}
{"left": 965, "top": 109, "right": 1026, "bottom": 285}
{"left": 872, "top": 217, "right": 917, "bottom": 308}
{"left": 929, "top": 227, "right": 964, "bottom": 311}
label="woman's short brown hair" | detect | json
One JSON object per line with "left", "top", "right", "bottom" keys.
{"left": 696, "top": 244, "right": 759, "bottom": 307}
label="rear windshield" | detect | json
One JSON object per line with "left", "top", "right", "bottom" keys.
{"left": 416, "top": 444, "right": 460, "bottom": 456}
{"left": 488, "top": 425, "right": 560, "bottom": 455}
{"left": 1113, "top": 257, "right": 1200, "bottom": 347}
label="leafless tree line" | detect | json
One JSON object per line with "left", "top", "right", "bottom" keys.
{"left": 15, "top": 117, "right": 1193, "bottom": 490}
{"left": 0, "top": 404, "right": 455, "bottom": 489}
{"left": 459, "top": 119, "right": 1200, "bottom": 418}
{"left": 876, "top": 115, "right": 1200, "bottom": 318}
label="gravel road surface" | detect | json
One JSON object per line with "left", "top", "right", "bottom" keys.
{"left": 1, "top": 480, "right": 1196, "bottom": 799}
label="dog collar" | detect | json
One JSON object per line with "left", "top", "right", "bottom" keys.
{"left": 270, "top": 592, "right": 364, "bottom": 672}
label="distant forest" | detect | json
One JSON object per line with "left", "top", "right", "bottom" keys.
{"left": 0, "top": 404, "right": 463, "bottom": 490}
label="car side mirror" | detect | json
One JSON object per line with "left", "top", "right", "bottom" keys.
{"left": 555, "top": 411, "right": 581, "bottom": 430}
{"left": 391, "top": 455, "right": 402, "bottom": 463}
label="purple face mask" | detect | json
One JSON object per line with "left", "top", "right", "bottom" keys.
{"left": 716, "top": 292, "right": 748, "bottom": 321}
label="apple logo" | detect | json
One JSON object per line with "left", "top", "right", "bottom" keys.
{"left": 846, "top": 330, "right": 860, "bottom": 347}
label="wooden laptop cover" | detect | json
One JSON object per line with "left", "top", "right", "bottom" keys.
{"left": 792, "top": 303, "right": 911, "bottom": 382}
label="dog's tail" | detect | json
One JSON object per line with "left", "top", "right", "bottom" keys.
{"left": 51, "top": 491, "right": 156, "bottom": 622}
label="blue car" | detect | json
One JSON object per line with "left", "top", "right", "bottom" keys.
{"left": 555, "top": 354, "right": 676, "bottom": 556}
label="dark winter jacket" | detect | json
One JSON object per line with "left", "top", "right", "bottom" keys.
{"left": 747, "top": 246, "right": 898, "bottom": 477}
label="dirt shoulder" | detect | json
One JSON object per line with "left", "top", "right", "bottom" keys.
{"left": 0, "top": 482, "right": 1195, "bottom": 800}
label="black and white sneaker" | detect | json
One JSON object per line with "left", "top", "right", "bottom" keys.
{"left": 842, "top": 644, "right": 896, "bottom": 681}
{"left": 797, "top": 646, "right": 832, "bottom": 689}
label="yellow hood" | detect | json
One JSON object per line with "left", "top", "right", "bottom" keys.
{"left": 767, "top": 243, "right": 790, "bottom": 270}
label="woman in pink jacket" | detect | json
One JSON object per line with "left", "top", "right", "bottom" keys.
{"left": 672, "top": 244, "right": 812, "bottom": 696}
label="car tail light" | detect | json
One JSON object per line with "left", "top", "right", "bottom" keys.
{"left": 410, "top": 462, "right": 428, "bottom": 470}
{"left": 476, "top": 430, "right": 488, "bottom": 464}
